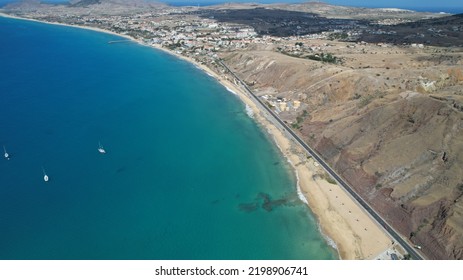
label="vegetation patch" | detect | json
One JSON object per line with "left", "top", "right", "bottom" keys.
{"left": 307, "top": 52, "right": 339, "bottom": 64}
{"left": 322, "top": 173, "right": 337, "bottom": 184}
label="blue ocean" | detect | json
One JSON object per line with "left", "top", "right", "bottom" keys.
{"left": 0, "top": 17, "right": 337, "bottom": 259}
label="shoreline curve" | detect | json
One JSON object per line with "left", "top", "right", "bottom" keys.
{"left": 0, "top": 11, "right": 394, "bottom": 259}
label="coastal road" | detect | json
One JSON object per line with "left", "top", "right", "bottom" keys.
{"left": 218, "top": 60, "right": 424, "bottom": 260}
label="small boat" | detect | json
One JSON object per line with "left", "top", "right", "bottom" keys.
{"left": 98, "top": 142, "right": 106, "bottom": 154}
{"left": 3, "top": 145, "right": 9, "bottom": 160}
{"left": 42, "top": 167, "right": 49, "bottom": 182}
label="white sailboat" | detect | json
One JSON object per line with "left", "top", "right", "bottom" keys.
{"left": 42, "top": 167, "right": 49, "bottom": 182}
{"left": 3, "top": 145, "right": 9, "bottom": 160}
{"left": 98, "top": 142, "right": 106, "bottom": 154}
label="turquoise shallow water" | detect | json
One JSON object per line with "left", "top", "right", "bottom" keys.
{"left": 0, "top": 17, "right": 337, "bottom": 260}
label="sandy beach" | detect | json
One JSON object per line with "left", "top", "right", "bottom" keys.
{"left": 216, "top": 76, "right": 393, "bottom": 259}
{"left": 167, "top": 56, "right": 395, "bottom": 259}
{"left": 0, "top": 12, "right": 395, "bottom": 259}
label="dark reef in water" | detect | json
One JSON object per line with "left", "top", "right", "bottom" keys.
{"left": 239, "top": 192, "right": 300, "bottom": 213}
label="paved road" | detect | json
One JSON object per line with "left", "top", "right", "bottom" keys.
{"left": 218, "top": 60, "right": 424, "bottom": 260}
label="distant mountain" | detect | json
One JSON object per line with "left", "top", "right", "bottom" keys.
{"left": 5, "top": 0, "right": 166, "bottom": 11}
{"left": 69, "top": 0, "right": 101, "bottom": 8}
{"left": 3, "top": 0, "right": 42, "bottom": 10}
{"left": 70, "top": 0, "right": 156, "bottom": 7}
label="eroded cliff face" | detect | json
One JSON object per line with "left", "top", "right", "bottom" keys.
{"left": 222, "top": 46, "right": 463, "bottom": 259}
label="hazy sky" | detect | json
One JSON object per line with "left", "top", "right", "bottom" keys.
{"left": 163, "top": 0, "right": 461, "bottom": 8}
{"left": 0, "top": 0, "right": 461, "bottom": 10}
{"left": 321, "top": 0, "right": 461, "bottom": 8}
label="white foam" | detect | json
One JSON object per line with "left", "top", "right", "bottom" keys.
{"left": 292, "top": 160, "right": 339, "bottom": 256}
{"left": 194, "top": 65, "right": 215, "bottom": 78}
{"left": 319, "top": 225, "right": 339, "bottom": 252}
{"left": 295, "top": 172, "right": 309, "bottom": 205}
{"left": 225, "top": 86, "right": 238, "bottom": 95}
{"left": 245, "top": 104, "right": 254, "bottom": 119}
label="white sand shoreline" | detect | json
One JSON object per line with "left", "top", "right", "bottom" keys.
{"left": 0, "top": 12, "right": 395, "bottom": 259}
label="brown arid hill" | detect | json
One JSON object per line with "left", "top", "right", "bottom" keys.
{"left": 221, "top": 43, "right": 463, "bottom": 259}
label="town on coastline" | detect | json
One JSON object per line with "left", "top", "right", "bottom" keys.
{"left": 2, "top": 0, "right": 462, "bottom": 260}
{"left": 4, "top": 1, "right": 462, "bottom": 117}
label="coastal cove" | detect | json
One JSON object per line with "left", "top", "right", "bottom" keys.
{"left": 0, "top": 15, "right": 338, "bottom": 259}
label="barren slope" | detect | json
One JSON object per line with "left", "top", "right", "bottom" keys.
{"left": 222, "top": 45, "right": 463, "bottom": 259}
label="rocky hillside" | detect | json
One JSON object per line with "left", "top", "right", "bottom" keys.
{"left": 221, "top": 43, "right": 463, "bottom": 259}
